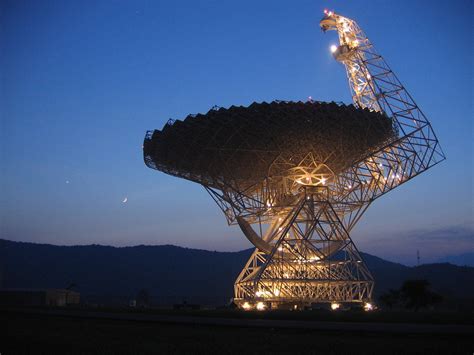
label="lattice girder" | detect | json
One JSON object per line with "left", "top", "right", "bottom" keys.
{"left": 233, "top": 192, "right": 374, "bottom": 308}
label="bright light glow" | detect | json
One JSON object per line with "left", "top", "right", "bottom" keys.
{"left": 274, "top": 289, "right": 280, "bottom": 296}
{"left": 278, "top": 227, "right": 283, "bottom": 231}
{"left": 310, "top": 256, "right": 320, "bottom": 261}
{"left": 293, "top": 304, "right": 298, "bottom": 310}
{"left": 278, "top": 246, "right": 283, "bottom": 251}
{"left": 320, "top": 177, "right": 327, "bottom": 185}
{"left": 330, "top": 44, "right": 338, "bottom": 53}
{"left": 242, "top": 302, "right": 251, "bottom": 310}
{"left": 255, "top": 291, "right": 262, "bottom": 297}
{"left": 331, "top": 303, "right": 340, "bottom": 310}
{"left": 364, "top": 302, "right": 374, "bottom": 311}
{"left": 256, "top": 302, "right": 266, "bottom": 311}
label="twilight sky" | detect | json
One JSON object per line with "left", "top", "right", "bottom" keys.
{"left": 1, "top": 0, "right": 473, "bottom": 265}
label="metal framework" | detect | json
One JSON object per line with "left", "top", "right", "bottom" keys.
{"left": 143, "top": 10, "right": 444, "bottom": 310}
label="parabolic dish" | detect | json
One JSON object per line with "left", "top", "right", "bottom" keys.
{"left": 144, "top": 101, "right": 397, "bottom": 190}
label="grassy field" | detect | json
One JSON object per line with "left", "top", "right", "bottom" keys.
{"left": 80, "top": 305, "right": 474, "bottom": 324}
{"left": 3, "top": 308, "right": 473, "bottom": 355}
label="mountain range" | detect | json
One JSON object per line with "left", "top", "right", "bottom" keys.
{"left": 1, "top": 239, "right": 473, "bottom": 306}
{"left": 436, "top": 252, "right": 474, "bottom": 267}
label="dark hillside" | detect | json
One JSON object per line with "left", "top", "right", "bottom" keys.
{"left": 1, "top": 239, "right": 472, "bottom": 306}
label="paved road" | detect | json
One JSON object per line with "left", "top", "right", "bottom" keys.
{"left": 5, "top": 308, "right": 474, "bottom": 335}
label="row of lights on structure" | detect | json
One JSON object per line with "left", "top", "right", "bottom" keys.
{"left": 331, "top": 302, "right": 374, "bottom": 311}
{"left": 242, "top": 301, "right": 374, "bottom": 311}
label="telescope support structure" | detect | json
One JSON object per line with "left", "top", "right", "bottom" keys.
{"left": 233, "top": 189, "right": 373, "bottom": 310}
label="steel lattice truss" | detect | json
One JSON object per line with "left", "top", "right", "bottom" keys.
{"left": 143, "top": 11, "right": 444, "bottom": 310}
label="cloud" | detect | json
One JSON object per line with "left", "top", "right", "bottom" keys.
{"left": 363, "top": 224, "right": 474, "bottom": 245}
{"left": 358, "top": 224, "right": 474, "bottom": 265}
{"left": 403, "top": 225, "right": 474, "bottom": 243}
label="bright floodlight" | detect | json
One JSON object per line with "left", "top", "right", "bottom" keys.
{"left": 143, "top": 10, "right": 444, "bottom": 310}
{"left": 330, "top": 44, "right": 338, "bottom": 53}
{"left": 364, "top": 302, "right": 374, "bottom": 311}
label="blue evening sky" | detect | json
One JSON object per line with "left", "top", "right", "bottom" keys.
{"left": 1, "top": 0, "right": 472, "bottom": 265}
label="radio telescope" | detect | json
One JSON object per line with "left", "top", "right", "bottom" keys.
{"left": 143, "top": 11, "right": 444, "bottom": 310}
